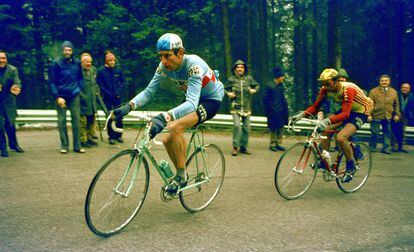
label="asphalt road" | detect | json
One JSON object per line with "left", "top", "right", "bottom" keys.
{"left": 0, "top": 129, "right": 413, "bottom": 251}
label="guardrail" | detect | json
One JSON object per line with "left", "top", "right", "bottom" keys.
{"left": 15, "top": 109, "right": 414, "bottom": 140}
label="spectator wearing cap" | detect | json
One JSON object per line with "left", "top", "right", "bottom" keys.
{"left": 96, "top": 51, "right": 126, "bottom": 145}
{"left": 48, "top": 41, "right": 85, "bottom": 154}
{"left": 263, "top": 67, "right": 289, "bottom": 152}
{"left": 79, "top": 53, "right": 99, "bottom": 148}
{"left": 368, "top": 75, "right": 400, "bottom": 154}
{"left": 225, "top": 59, "right": 260, "bottom": 156}
{"left": 0, "top": 50, "right": 24, "bottom": 157}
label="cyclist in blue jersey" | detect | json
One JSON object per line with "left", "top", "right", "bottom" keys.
{"left": 113, "top": 33, "right": 224, "bottom": 195}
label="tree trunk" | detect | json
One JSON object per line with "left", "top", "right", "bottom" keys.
{"left": 302, "top": 5, "right": 309, "bottom": 106}
{"left": 327, "top": 0, "right": 341, "bottom": 68}
{"left": 293, "top": 0, "right": 303, "bottom": 110}
{"left": 247, "top": 3, "right": 253, "bottom": 73}
{"left": 220, "top": 0, "right": 232, "bottom": 80}
{"left": 311, "top": 0, "right": 319, "bottom": 99}
{"left": 258, "top": 0, "right": 269, "bottom": 84}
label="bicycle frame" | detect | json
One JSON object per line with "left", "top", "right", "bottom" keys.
{"left": 112, "top": 116, "right": 208, "bottom": 197}
{"left": 290, "top": 118, "right": 355, "bottom": 178}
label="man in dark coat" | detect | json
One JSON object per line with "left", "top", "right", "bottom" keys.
{"left": 263, "top": 67, "right": 289, "bottom": 152}
{"left": 48, "top": 41, "right": 85, "bottom": 154}
{"left": 79, "top": 53, "right": 99, "bottom": 148}
{"left": 391, "top": 82, "right": 414, "bottom": 152}
{"left": 96, "top": 51, "right": 126, "bottom": 145}
{"left": 0, "top": 50, "right": 24, "bottom": 157}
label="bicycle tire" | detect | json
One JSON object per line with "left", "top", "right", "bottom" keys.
{"left": 180, "top": 144, "right": 225, "bottom": 212}
{"left": 85, "top": 149, "right": 150, "bottom": 237}
{"left": 274, "top": 142, "right": 318, "bottom": 200}
{"left": 336, "top": 142, "right": 372, "bottom": 193}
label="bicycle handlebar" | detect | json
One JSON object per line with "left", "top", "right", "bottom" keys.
{"left": 104, "top": 111, "right": 164, "bottom": 145}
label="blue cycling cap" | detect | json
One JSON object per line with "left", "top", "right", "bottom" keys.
{"left": 156, "top": 33, "right": 184, "bottom": 51}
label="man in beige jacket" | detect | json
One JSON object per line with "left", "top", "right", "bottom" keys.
{"left": 368, "top": 75, "right": 400, "bottom": 154}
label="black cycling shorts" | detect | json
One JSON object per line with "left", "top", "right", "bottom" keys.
{"left": 334, "top": 110, "right": 368, "bottom": 130}
{"left": 195, "top": 99, "right": 221, "bottom": 125}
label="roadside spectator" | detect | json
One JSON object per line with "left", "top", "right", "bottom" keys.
{"left": 0, "top": 50, "right": 24, "bottom": 157}
{"left": 79, "top": 53, "right": 99, "bottom": 148}
{"left": 263, "top": 67, "right": 289, "bottom": 152}
{"left": 368, "top": 75, "right": 400, "bottom": 154}
{"left": 391, "top": 82, "right": 414, "bottom": 152}
{"left": 48, "top": 41, "right": 85, "bottom": 154}
{"left": 96, "top": 51, "right": 126, "bottom": 145}
{"left": 225, "top": 60, "right": 260, "bottom": 156}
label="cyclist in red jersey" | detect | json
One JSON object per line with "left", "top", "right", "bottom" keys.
{"left": 292, "top": 68, "right": 374, "bottom": 182}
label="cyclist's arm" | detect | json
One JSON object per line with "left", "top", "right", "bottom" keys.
{"left": 130, "top": 66, "right": 165, "bottom": 108}
{"left": 170, "top": 66, "right": 203, "bottom": 120}
{"left": 329, "top": 87, "right": 357, "bottom": 124}
{"left": 305, "top": 87, "right": 328, "bottom": 115}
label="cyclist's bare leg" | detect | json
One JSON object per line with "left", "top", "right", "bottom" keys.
{"left": 163, "top": 112, "right": 199, "bottom": 172}
{"left": 320, "top": 122, "right": 342, "bottom": 150}
{"left": 336, "top": 123, "right": 357, "bottom": 161}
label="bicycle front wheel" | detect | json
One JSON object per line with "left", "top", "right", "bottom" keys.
{"left": 85, "top": 149, "right": 149, "bottom": 237}
{"left": 336, "top": 142, "right": 372, "bottom": 193}
{"left": 274, "top": 142, "right": 318, "bottom": 200}
{"left": 180, "top": 144, "right": 225, "bottom": 212}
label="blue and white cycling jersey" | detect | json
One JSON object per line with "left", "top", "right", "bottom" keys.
{"left": 130, "top": 54, "right": 224, "bottom": 120}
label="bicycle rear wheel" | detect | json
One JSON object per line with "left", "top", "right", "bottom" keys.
{"left": 274, "top": 142, "right": 318, "bottom": 200}
{"left": 336, "top": 142, "right": 372, "bottom": 193}
{"left": 180, "top": 144, "right": 225, "bottom": 212}
{"left": 85, "top": 149, "right": 149, "bottom": 237}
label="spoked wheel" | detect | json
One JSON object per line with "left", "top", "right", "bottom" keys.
{"left": 180, "top": 144, "right": 225, "bottom": 212}
{"left": 85, "top": 149, "right": 149, "bottom": 237}
{"left": 336, "top": 142, "right": 372, "bottom": 193}
{"left": 274, "top": 142, "right": 318, "bottom": 200}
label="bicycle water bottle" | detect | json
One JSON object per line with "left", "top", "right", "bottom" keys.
{"left": 159, "top": 160, "right": 174, "bottom": 179}
{"left": 321, "top": 150, "right": 332, "bottom": 167}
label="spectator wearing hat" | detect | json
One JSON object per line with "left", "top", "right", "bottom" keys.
{"left": 96, "top": 51, "right": 126, "bottom": 145}
{"left": 225, "top": 59, "right": 260, "bottom": 156}
{"left": 48, "top": 41, "right": 85, "bottom": 154}
{"left": 263, "top": 67, "right": 289, "bottom": 151}
{"left": 368, "top": 75, "right": 400, "bottom": 154}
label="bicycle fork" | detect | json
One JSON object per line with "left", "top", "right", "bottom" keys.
{"left": 114, "top": 151, "right": 141, "bottom": 198}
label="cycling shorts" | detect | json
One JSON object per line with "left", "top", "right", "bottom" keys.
{"left": 196, "top": 99, "right": 221, "bottom": 125}
{"left": 334, "top": 110, "right": 368, "bottom": 130}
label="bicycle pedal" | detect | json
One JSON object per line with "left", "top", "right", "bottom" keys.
{"left": 160, "top": 187, "right": 178, "bottom": 202}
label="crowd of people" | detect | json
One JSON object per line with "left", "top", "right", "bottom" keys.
{"left": 0, "top": 36, "right": 413, "bottom": 164}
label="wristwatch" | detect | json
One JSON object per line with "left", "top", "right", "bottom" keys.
{"left": 164, "top": 111, "right": 173, "bottom": 122}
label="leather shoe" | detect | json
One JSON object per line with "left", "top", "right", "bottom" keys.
{"left": 239, "top": 147, "right": 251, "bottom": 155}
{"left": 87, "top": 139, "right": 98, "bottom": 146}
{"left": 398, "top": 148, "right": 408, "bottom": 153}
{"left": 276, "top": 146, "right": 286, "bottom": 151}
{"left": 81, "top": 142, "right": 92, "bottom": 148}
{"left": 231, "top": 148, "right": 238, "bottom": 156}
{"left": 11, "top": 145, "right": 25, "bottom": 153}
{"left": 109, "top": 139, "right": 116, "bottom": 145}
{"left": 74, "top": 148, "right": 86, "bottom": 153}
{"left": 1, "top": 150, "right": 9, "bottom": 157}
{"left": 381, "top": 150, "right": 391, "bottom": 155}
{"left": 269, "top": 146, "right": 278, "bottom": 152}
{"left": 117, "top": 138, "right": 124, "bottom": 143}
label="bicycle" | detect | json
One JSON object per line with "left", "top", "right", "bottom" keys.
{"left": 274, "top": 116, "right": 372, "bottom": 200}
{"left": 84, "top": 112, "right": 226, "bottom": 237}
